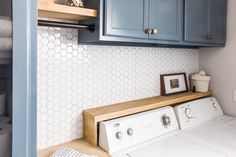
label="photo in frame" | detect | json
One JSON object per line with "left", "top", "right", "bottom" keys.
{"left": 160, "top": 73, "right": 188, "bottom": 95}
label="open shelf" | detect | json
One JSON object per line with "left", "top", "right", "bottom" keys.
{"left": 38, "top": 0, "right": 97, "bottom": 21}
{"left": 83, "top": 91, "right": 213, "bottom": 145}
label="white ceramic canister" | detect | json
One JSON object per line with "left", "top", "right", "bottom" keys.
{"left": 192, "top": 74, "right": 211, "bottom": 92}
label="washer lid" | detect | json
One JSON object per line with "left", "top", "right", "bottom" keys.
{"left": 183, "top": 115, "right": 236, "bottom": 156}
{"left": 113, "top": 132, "right": 226, "bottom": 157}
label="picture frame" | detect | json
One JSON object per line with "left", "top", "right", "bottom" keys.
{"left": 160, "top": 73, "right": 188, "bottom": 96}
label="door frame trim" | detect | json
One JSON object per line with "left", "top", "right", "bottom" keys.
{"left": 12, "top": 0, "right": 37, "bottom": 156}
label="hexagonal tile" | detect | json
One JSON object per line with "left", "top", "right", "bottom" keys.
{"left": 37, "top": 26, "right": 199, "bottom": 150}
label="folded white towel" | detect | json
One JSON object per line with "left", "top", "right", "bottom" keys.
{"left": 0, "top": 16, "right": 12, "bottom": 37}
{"left": 0, "top": 37, "right": 12, "bottom": 51}
{"left": 50, "top": 147, "right": 97, "bottom": 157}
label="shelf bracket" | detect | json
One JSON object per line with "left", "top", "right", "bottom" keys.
{"left": 38, "top": 20, "right": 95, "bottom": 32}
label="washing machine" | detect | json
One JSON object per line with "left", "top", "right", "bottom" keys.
{"left": 99, "top": 106, "right": 227, "bottom": 157}
{"left": 174, "top": 97, "right": 236, "bottom": 157}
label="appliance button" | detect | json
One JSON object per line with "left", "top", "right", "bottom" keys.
{"left": 127, "top": 128, "right": 134, "bottom": 136}
{"left": 116, "top": 131, "right": 123, "bottom": 139}
{"left": 161, "top": 115, "right": 171, "bottom": 127}
{"left": 212, "top": 103, "right": 217, "bottom": 110}
{"left": 185, "top": 108, "right": 193, "bottom": 119}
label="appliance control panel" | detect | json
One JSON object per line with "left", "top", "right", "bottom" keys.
{"left": 174, "top": 97, "right": 224, "bottom": 129}
{"left": 99, "top": 106, "right": 178, "bottom": 154}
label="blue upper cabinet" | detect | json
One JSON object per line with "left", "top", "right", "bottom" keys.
{"left": 105, "top": 0, "right": 149, "bottom": 39}
{"left": 78, "top": 0, "right": 227, "bottom": 47}
{"left": 185, "top": 0, "right": 209, "bottom": 43}
{"left": 149, "top": 0, "right": 182, "bottom": 41}
{"left": 185, "top": 0, "right": 227, "bottom": 45}
{"left": 208, "top": 0, "right": 227, "bottom": 44}
{"left": 104, "top": 0, "right": 182, "bottom": 42}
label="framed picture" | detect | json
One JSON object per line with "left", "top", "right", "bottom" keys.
{"left": 160, "top": 73, "right": 188, "bottom": 95}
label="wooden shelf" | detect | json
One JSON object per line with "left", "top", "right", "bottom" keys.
{"left": 83, "top": 91, "right": 213, "bottom": 145}
{"left": 38, "top": 0, "right": 97, "bottom": 21}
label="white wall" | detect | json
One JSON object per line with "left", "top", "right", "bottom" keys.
{"left": 199, "top": 0, "right": 236, "bottom": 116}
{"left": 37, "top": 26, "right": 199, "bottom": 150}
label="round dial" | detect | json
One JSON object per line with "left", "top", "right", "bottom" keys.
{"left": 161, "top": 115, "right": 171, "bottom": 127}
{"left": 185, "top": 108, "right": 193, "bottom": 119}
{"left": 116, "top": 131, "right": 123, "bottom": 139}
{"left": 127, "top": 128, "right": 134, "bottom": 136}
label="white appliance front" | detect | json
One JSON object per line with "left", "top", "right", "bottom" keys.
{"left": 174, "top": 97, "right": 224, "bottom": 129}
{"left": 175, "top": 97, "right": 236, "bottom": 156}
{"left": 99, "top": 106, "right": 227, "bottom": 157}
{"left": 99, "top": 107, "right": 178, "bottom": 153}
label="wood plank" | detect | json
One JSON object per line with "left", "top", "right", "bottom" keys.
{"left": 37, "top": 139, "right": 110, "bottom": 157}
{"left": 38, "top": 0, "right": 97, "bottom": 21}
{"left": 83, "top": 91, "right": 212, "bottom": 145}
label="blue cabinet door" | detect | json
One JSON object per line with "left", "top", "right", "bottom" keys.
{"left": 208, "top": 0, "right": 227, "bottom": 44}
{"left": 79, "top": 0, "right": 227, "bottom": 47}
{"left": 149, "top": 0, "right": 183, "bottom": 41}
{"left": 105, "top": 0, "right": 149, "bottom": 39}
{"left": 184, "top": 0, "right": 209, "bottom": 43}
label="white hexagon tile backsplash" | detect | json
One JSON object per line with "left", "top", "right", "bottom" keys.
{"left": 37, "top": 26, "right": 199, "bottom": 150}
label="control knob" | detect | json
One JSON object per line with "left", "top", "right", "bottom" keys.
{"left": 161, "top": 115, "right": 171, "bottom": 127}
{"left": 127, "top": 128, "right": 134, "bottom": 136}
{"left": 185, "top": 108, "right": 193, "bottom": 119}
{"left": 116, "top": 131, "right": 123, "bottom": 139}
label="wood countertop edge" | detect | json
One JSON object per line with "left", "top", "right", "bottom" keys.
{"left": 84, "top": 91, "right": 213, "bottom": 122}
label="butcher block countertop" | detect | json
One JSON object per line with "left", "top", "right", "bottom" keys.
{"left": 38, "top": 91, "right": 212, "bottom": 157}
{"left": 84, "top": 91, "right": 213, "bottom": 145}
{"left": 37, "top": 139, "right": 110, "bottom": 157}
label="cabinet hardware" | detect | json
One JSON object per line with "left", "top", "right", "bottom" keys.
{"left": 145, "top": 29, "right": 152, "bottom": 34}
{"left": 207, "top": 34, "right": 214, "bottom": 40}
{"left": 152, "top": 29, "right": 158, "bottom": 34}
